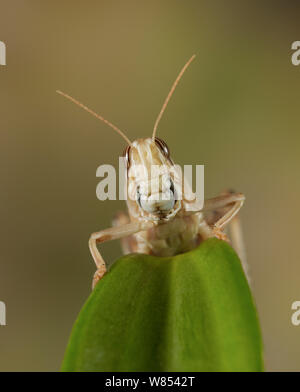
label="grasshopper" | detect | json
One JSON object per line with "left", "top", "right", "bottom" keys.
{"left": 57, "top": 55, "right": 246, "bottom": 289}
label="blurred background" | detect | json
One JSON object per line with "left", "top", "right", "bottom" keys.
{"left": 0, "top": 0, "right": 300, "bottom": 371}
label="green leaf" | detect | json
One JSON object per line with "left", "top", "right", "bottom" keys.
{"left": 61, "top": 238, "right": 263, "bottom": 372}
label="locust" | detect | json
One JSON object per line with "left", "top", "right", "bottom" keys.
{"left": 57, "top": 55, "right": 247, "bottom": 289}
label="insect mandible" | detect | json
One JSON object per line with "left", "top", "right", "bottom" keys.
{"left": 57, "top": 55, "right": 247, "bottom": 289}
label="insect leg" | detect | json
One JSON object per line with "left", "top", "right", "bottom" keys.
{"left": 228, "top": 213, "right": 249, "bottom": 281}
{"left": 112, "top": 211, "right": 137, "bottom": 255}
{"left": 203, "top": 192, "right": 245, "bottom": 224}
{"left": 89, "top": 221, "right": 153, "bottom": 289}
{"left": 203, "top": 192, "right": 244, "bottom": 238}
{"left": 203, "top": 191, "right": 249, "bottom": 278}
{"left": 196, "top": 214, "right": 215, "bottom": 241}
{"left": 186, "top": 192, "right": 244, "bottom": 232}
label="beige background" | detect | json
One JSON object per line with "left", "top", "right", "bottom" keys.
{"left": 0, "top": 1, "right": 300, "bottom": 371}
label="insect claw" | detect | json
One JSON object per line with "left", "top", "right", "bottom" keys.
{"left": 212, "top": 227, "right": 229, "bottom": 242}
{"left": 92, "top": 269, "right": 106, "bottom": 290}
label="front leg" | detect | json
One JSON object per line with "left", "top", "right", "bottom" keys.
{"left": 89, "top": 220, "right": 154, "bottom": 289}
{"left": 187, "top": 192, "right": 246, "bottom": 258}
{"left": 203, "top": 192, "right": 245, "bottom": 231}
{"left": 202, "top": 192, "right": 249, "bottom": 279}
{"left": 112, "top": 211, "right": 137, "bottom": 255}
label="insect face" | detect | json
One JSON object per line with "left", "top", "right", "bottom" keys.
{"left": 126, "top": 138, "right": 181, "bottom": 220}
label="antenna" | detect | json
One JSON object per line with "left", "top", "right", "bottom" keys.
{"left": 56, "top": 90, "right": 132, "bottom": 145}
{"left": 152, "top": 54, "right": 196, "bottom": 140}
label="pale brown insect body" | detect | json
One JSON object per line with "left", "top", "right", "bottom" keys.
{"left": 57, "top": 55, "right": 247, "bottom": 289}
{"left": 123, "top": 137, "right": 205, "bottom": 257}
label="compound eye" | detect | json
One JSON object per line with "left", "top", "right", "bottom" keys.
{"left": 154, "top": 137, "right": 170, "bottom": 158}
{"left": 136, "top": 185, "right": 142, "bottom": 208}
{"left": 170, "top": 178, "right": 175, "bottom": 195}
{"left": 122, "top": 146, "right": 131, "bottom": 168}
